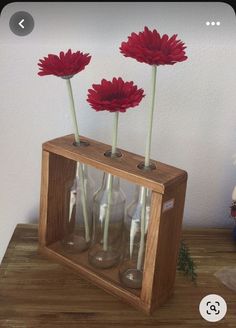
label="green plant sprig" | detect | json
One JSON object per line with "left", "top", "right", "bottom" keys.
{"left": 177, "top": 240, "right": 197, "bottom": 282}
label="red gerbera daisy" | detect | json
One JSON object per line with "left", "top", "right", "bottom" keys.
{"left": 38, "top": 49, "right": 91, "bottom": 78}
{"left": 87, "top": 77, "right": 145, "bottom": 113}
{"left": 120, "top": 26, "right": 187, "bottom": 66}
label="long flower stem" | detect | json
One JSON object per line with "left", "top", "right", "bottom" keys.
{"left": 137, "top": 186, "right": 146, "bottom": 271}
{"left": 78, "top": 164, "right": 90, "bottom": 242}
{"left": 66, "top": 79, "right": 80, "bottom": 144}
{"left": 103, "top": 173, "right": 113, "bottom": 251}
{"left": 136, "top": 67, "right": 157, "bottom": 270}
{"left": 144, "top": 65, "right": 157, "bottom": 168}
{"left": 103, "top": 112, "right": 119, "bottom": 251}
{"left": 66, "top": 81, "right": 89, "bottom": 242}
{"left": 112, "top": 112, "right": 119, "bottom": 155}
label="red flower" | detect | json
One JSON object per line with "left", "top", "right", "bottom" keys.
{"left": 87, "top": 77, "right": 145, "bottom": 113}
{"left": 38, "top": 49, "right": 91, "bottom": 78}
{"left": 120, "top": 26, "right": 187, "bottom": 66}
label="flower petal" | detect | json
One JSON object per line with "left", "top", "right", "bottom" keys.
{"left": 87, "top": 77, "right": 145, "bottom": 113}
{"left": 120, "top": 27, "right": 187, "bottom": 66}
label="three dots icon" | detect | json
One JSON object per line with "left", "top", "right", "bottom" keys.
{"left": 206, "top": 21, "right": 221, "bottom": 26}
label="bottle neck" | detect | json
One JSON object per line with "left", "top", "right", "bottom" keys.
{"left": 102, "top": 172, "right": 120, "bottom": 190}
{"left": 135, "top": 185, "right": 151, "bottom": 204}
{"left": 75, "top": 162, "right": 88, "bottom": 177}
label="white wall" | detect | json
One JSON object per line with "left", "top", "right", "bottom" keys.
{"left": 0, "top": 2, "right": 236, "bottom": 262}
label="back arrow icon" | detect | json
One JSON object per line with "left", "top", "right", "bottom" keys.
{"left": 19, "top": 19, "right": 25, "bottom": 29}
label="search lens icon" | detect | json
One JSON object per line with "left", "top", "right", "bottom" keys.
{"left": 210, "top": 304, "right": 217, "bottom": 312}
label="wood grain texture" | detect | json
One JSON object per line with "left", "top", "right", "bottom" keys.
{"left": 149, "top": 181, "right": 187, "bottom": 312}
{"left": 39, "top": 152, "right": 76, "bottom": 246}
{"left": 46, "top": 241, "right": 140, "bottom": 295}
{"left": 1, "top": 224, "right": 236, "bottom": 328}
{"left": 42, "top": 134, "right": 187, "bottom": 194}
{"left": 41, "top": 245, "right": 142, "bottom": 311}
{"left": 39, "top": 150, "right": 49, "bottom": 247}
{"left": 141, "top": 191, "right": 163, "bottom": 311}
{"left": 141, "top": 181, "right": 187, "bottom": 313}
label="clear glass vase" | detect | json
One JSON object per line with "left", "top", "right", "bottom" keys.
{"left": 88, "top": 172, "right": 126, "bottom": 269}
{"left": 62, "top": 162, "right": 95, "bottom": 253}
{"left": 119, "top": 185, "right": 152, "bottom": 289}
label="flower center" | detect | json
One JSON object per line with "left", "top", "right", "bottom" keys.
{"left": 103, "top": 92, "right": 125, "bottom": 101}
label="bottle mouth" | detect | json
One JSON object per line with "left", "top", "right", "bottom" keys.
{"left": 104, "top": 149, "right": 122, "bottom": 158}
{"left": 137, "top": 161, "right": 156, "bottom": 171}
{"left": 73, "top": 140, "right": 90, "bottom": 147}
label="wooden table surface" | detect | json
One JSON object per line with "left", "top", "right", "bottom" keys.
{"left": 0, "top": 224, "right": 236, "bottom": 328}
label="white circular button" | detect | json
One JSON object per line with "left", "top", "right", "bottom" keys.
{"left": 199, "top": 294, "right": 227, "bottom": 322}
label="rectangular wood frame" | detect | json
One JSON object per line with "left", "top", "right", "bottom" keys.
{"left": 39, "top": 134, "right": 187, "bottom": 315}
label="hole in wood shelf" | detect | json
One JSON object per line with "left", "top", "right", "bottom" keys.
{"left": 137, "top": 161, "right": 156, "bottom": 172}
{"left": 72, "top": 140, "right": 90, "bottom": 147}
{"left": 104, "top": 149, "right": 123, "bottom": 158}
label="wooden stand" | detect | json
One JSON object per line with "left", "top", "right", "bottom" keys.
{"left": 39, "top": 134, "right": 187, "bottom": 315}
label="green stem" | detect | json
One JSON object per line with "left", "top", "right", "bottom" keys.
{"left": 144, "top": 65, "right": 157, "bottom": 168}
{"left": 103, "top": 112, "right": 119, "bottom": 251}
{"left": 112, "top": 112, "right": 119, "bottom": 155}
{"left": 137, "top": 186, "right": 146, "bottom": 271}
{"left": 66, "top": 79, "right": 80, "bottom": 144}
{"left": 65, "top": 82, "right": 88, "bottom": 241}
{"left": 103, "top": 173, "right": 113, "bottom": 251}
{"left": 137, "top": 66, "right": 157, "bottom": 266}
{"left": 78, "top": 163, "right": 90, "bottom": 242}
{"left": 66, "top": 81, "right": 89, "bottom": 241}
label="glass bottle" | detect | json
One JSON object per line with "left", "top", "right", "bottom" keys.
{"left": 88, "top": 172, "right": 125, "bottom": 269}
{"left": 119, "top": 185, "right": 152, "bottom": 289}
{"left": 62, "top": 162, "right": 95, "bottom": 253}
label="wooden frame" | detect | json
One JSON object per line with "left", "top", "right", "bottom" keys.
{"left": 39, "top": 134, "right": 187, "bottom": 315}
